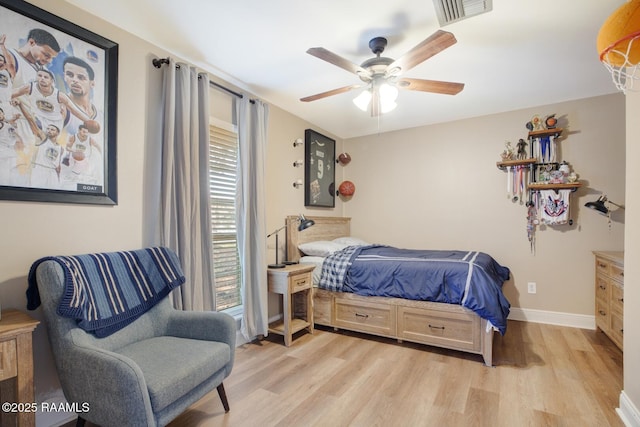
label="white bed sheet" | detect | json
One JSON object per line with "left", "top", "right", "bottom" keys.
{"left": 299, "top": 255, "right": 325, "bottom": 285}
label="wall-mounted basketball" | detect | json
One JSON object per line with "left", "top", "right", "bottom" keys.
{"left": 337, "top": 180, "right": 355, "bottom": 197}
{"left": 337, "top": 152, "right": 351, "bottom": 165}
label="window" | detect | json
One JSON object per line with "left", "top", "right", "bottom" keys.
{"left": 209, "top": 120, "right": 242, "bottom": 311}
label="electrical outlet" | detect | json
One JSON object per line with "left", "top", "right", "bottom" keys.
{"left": 527, "top": 282, "right": 537, "bottom": 294}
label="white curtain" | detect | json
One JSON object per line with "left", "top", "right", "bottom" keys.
{"left": 158, "top": 58, "right": 215, "bottom": 311}
{"left": 236, "top": 97, "right": 269, "bottom": 339}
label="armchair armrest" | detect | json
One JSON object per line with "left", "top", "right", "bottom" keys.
{"left": 60, "top": 344, "right": 156, "bottom": 427}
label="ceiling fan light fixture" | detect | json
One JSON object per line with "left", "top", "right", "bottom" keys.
{"left": 353, "top": 89, "right": 372, "bottom": 111}
{"left": 379, "top": 83, "right": 399, "bottom": 102}
{"left": 379, "top": 83, "right": 399, "bottom": 113}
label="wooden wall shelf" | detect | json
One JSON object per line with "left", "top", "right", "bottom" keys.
{"left": 527, "top": 182, "right": 581, "bottom": 190}
{"left": 496, "top": 158, "right": 537, "bottom": 169}
{"left": 528, "top": 127, "right": 563, "bottom": 138}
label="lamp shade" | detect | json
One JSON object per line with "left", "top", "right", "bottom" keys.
{"left": 585, "top": 196, "right": 610, "bottom": 215}
{"left": 298, "top": 214, "right": 315, "bottom": 231}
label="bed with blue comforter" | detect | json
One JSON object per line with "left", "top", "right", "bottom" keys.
{"left": 318, "top": 245, "right": 511, "bottom": 335}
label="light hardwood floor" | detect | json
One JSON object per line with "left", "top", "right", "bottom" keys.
{"left": 74, "top": 320, "right": 624, "bottom": 427}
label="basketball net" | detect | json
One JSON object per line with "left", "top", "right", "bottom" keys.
{"left": 601, "top": 32, "right": 640, "bottom": 94}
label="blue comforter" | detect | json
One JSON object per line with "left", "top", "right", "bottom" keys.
{"left": 318, "top": 245, "right": 511, "bottom": 334}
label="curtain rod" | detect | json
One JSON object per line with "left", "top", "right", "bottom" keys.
{"left": 152, "top": 57, "right": 244, "bottom": 99}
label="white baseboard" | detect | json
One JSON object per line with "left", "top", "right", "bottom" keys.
{"left": 618, "top": 391, "right": 640, "bottom": 427}
{"left": 508, "top": 307, "right": 595, "bottom": 330}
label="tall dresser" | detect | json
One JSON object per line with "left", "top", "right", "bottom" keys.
{"left": 593, "top": 251, "right": 624, "bottom": 350}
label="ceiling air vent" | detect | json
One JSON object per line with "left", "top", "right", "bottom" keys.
{"left": 433, "top": 0, "right": 493, "bottom": 26}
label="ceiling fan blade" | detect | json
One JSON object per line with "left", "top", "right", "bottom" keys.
{"left": 397, "top": 78, "right": 464, "bottom": 95}
{"left": 307, "top": 47, "right": 372, "bottom": 80}
{"left": 300, "top": 84, "right": 362, "bottom": 102}
{"left": 386, "top": 30, "right": 457, "bottom": 76}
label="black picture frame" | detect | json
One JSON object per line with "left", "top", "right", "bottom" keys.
{"left": 0, "top": 0, "right": 118, "bottom": 205}
{"left": 304, "top": 129, "right": 335, "bottom": 208}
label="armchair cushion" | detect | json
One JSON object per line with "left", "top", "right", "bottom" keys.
{"left": 118, "top": 336, "right": 230, "bottom": 412}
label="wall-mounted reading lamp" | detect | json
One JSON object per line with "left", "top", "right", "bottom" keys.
{"left": 267, "top": 214, "right": 315, "bottom": 268}
{"left": 584, "top": 195, "right": 625, "bottom": 216}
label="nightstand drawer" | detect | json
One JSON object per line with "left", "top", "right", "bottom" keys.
{"left": 0, "top": 338, "right": 18, "bottom": 381}
{"left": 291, "top": 274, "right": 311, "bottom": 292}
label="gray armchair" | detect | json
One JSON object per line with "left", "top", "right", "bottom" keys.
{"left": 33, "top": 257, "right": 236, "bottom": 427}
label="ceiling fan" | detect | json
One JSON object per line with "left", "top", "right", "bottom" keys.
{"left": 300, "top": 30, "right": 465, "bottom": 116}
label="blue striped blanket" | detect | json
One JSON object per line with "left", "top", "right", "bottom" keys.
{"left": 27, "top": 247, "right": 185, "bottom": 337}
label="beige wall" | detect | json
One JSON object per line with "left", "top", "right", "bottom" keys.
{"left": 343, "top": 94, "right": 625, "bottom": 316}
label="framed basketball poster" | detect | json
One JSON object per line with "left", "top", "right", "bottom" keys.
{"left": 304, "top": 128, "right": 335, "bottom": 208}
{"left": 0, "top": 0, "right": 118, "bottom": 205}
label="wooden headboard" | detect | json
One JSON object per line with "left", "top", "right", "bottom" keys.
{"left": 286, "top": 216, "right": 351, "bottom": 262}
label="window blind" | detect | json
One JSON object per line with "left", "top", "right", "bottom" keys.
{"left": 209, "top": 124, "right": 242, "bottom": 311}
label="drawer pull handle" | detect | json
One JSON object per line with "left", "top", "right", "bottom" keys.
{"left": 619, "top": 298, "right": 624, "bottom": 303}
{"left": 599, "top": 285, "right": 606, "bottom": 290}
{"left": 599, "top": 310, "right": 607, "bottom": 316}
{"left": 429, "top": 324, "right": 445, "bottom": 330}
{"left": 355, "top": 313, "right": 369, "bottom": 319}
{"left": 598, "top": 263, "right": 607, "bottom": 268}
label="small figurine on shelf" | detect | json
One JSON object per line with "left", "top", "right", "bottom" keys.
{"left": 545, "top": 114, "right": 558, "bottom": 129}
{"left": 550, "top": 170, "right": 564, "bottom": 184}
{"left": 516, "top": 138, "right": 528, "bottom": 159}
{"left": 531, "top": 115, "right": 543, "bottom": 131}
{"left": 501, "top": 141, "right": 515, "bottom": 161}
{"left": 559, "top": 161, "right": 570, "bottom": 179}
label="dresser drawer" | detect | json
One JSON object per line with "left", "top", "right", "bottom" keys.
{"left": 610, "top": 264, "right": 624, "bottom": 285}
{"left": 595, "top": 298, "right": 609, "bottom": 332}
{"left": 610, "top": 312, "right": 623, "bottom": 350}
{"left": 595, "top": 258, "right": 611, "bottom": 276}
{"left": 611, "top": 283, "right": 624, "bottom": 315}
{"left": 397, "top": 306, "right": 480, "bottom": 352}
{"left": 334, "top": 298, "right": 396, "bottom": 337}
{"left": 595, "top": 274, "right": 609, "bottom": 301}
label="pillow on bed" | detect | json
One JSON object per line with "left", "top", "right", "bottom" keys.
{"left": 298, "top": 240, "right": 345, "bottom": 257}
{"left": 332, "top": 236, "right": 370, "bottom": 247}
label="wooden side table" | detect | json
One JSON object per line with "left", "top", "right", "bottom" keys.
{"left": 0, "top": 310, "right": 40, "bottom": 427}
{"left": 267, "top": 264, "right": 314, "bottom": 346}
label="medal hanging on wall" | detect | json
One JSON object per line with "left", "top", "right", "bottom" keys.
{"left": 526, "top": 200, "right": 538, "bottom": 254}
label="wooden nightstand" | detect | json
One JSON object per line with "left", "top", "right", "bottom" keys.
{"left": 267, "top": 264, "right": 314, "bottom": 346}
{"left": 0, "top": 310, "right": 40, "bottom": 427}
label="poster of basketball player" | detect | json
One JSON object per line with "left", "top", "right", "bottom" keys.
{"left": 304, "top": 129, "right": 335, "bottom": 208}
{"left": 0, "top": 0, "right": 118, "bottom": 205}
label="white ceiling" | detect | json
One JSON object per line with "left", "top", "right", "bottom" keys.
{"left": 66, "top": 0, "right": 625, "bottom": 139}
